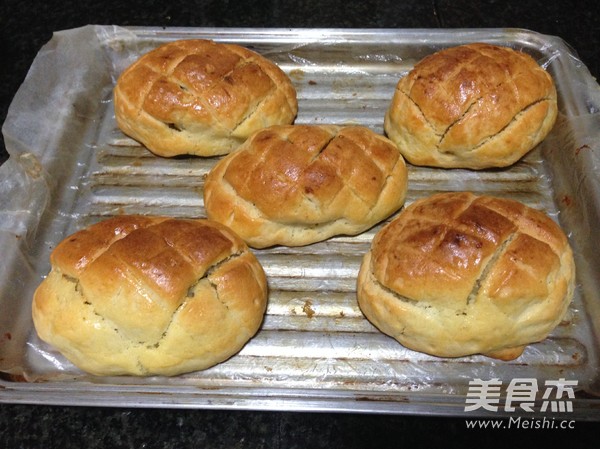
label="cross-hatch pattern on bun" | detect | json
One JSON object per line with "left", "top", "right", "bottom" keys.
{"left": 113, "top": 39, "right": 298, "bottom": 157}
{"left": 357, "top": 192, "right": 575, "bottom": 360}
{"left": 32, "top": 215, "right": 268, "bottom": 376}
{"left": 384, "top": 43, "right": 558, "bottom": 169}
{"left": 203, "top": 124, "right": 409, "bottom": 248}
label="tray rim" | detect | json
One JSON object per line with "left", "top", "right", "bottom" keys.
{"left": 1, "top": 25, "right": 600, "bottom": 418}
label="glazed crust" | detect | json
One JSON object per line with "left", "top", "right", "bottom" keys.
{"left": 32, "top": 215, "right": 268, "bottom": 376}
{"left": 113, "top": 39, "right": 298, "bottom": 157}
{"left": 384, "top": 43, "right": 558, "bottom": 169}
{"left": 203, "top": 124, "right": 409, "bottom": 248}
{"left": 357, "top": 192, "right": 575, "bottom": 360}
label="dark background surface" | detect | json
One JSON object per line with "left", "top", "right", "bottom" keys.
{"left": 1, "top": 0, "right": 599, "bottom": 447}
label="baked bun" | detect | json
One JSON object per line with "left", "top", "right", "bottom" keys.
{"left": 32, "top": 215, "right": 268, "bottom": 376}
{"left": 384, "top": 43, "right": 558, "bottom": 169}
{"left": 357, "top": 192, "right": 575, "bottom": 360}
{"left": 113, "top": 39, "right": 298, "bottom": 157}
{"left": 204, "top": 124, "right": 409, "bottom": 248}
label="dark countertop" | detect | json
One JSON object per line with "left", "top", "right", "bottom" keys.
{"left": 1, "top": 1, "right": 599, "bottom": 447}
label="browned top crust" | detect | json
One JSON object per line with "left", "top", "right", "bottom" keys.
{"left": 384, "top": 43, "right": 557, "bottom": 169}
{"left": 32, "top": 215, "right": 268, "bottom": 376}
{"left": 204, "top": 124, "right": 409, "bottom": 248}
{"left": 113, "top": 39, "right": 298, "bottom": 157}
{"left": 357, "top": 192, "right": 575, "bottom": 360}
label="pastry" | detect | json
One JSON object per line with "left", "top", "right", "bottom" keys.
{"left": 204, "top": 124, "right": 409, "bottom": 248}
{"left": 384, "top": 43, "right": 557, "bottom": 169}
{"left": 32, "top": 215, "right": 268, "bottom": 376}
{"left": 357, "top": 192, "right": 575, "bottom": 360}
{"left": 114, "top": 39, "right": 298, "bottom": 157}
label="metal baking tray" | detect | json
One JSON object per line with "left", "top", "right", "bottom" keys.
{"left": 1, "top": 26, "right": 600, "bottom": 418}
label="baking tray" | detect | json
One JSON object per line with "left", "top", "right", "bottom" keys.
{"left": 1, "top": 26, "right": 600, "bottom": 418}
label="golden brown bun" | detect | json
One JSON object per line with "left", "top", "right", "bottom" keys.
{"left": 384, "top": 43, "right": 558, "bottom": 169}
{"left": 204, "top": 124, "right": 409, "bottom": 248}
{"left": 357, "top": 192, "right": 575, "bottom": 360}
{"left": 113, "top": 39, "right": 298, "bottom": 157}
{"left": 32, "top": 215, "right": 268, "bottom": 376}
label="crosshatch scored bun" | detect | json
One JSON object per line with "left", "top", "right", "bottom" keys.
{"left": 113, "top": 39, "right": 298, "bottom": 157}
{"left": 384, "top": 43, "right": 558, "bottom": 169}
{"left": 203, "top": 124, "right": 409, "bottom": 248}
{"left": 357, "top": 192, "right": 575, "bottom": 360}
{"left": 32, "top": 215, "right": 268, "bottom": 376}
